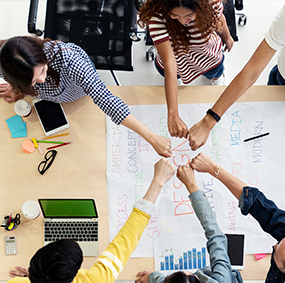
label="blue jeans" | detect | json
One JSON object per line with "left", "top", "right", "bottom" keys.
{"left": 202, "top": 55, "right": 225, "bottom": 80}
{"left": 268, "top": 65, "right": 285, "bottom": 85}
{"left": 154, "top": 55, "right": 224, "bottom": 80}
{"left": 238, "top": 187, "right": 285, "bottom": 282}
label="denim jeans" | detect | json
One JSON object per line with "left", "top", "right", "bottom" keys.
{"left": 267, "top": 65, "right": 285, "bottom": 85}
{"left": 239, "top": 186, "right": 285, "bottom": 282}
{"left": 149, "top": 191, "right": 242, "bottom": 283}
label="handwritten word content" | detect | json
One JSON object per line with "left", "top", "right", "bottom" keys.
{"left": 202, "top": 178, "right": 216, "bottom": 217}
{"left": 210, "top": 123, "right": 222, "bottom": 162}
{"left": 228, "top": 201, "right": 238, "bottom": 231}
{"left": 117, "top": 194, "right": 128, "bottom": 227}
{"left": 230, "top": 110, "right": 242, "bottom": 146}
{"left": 111, "top": 125, "right": 122, "bottom": 179}
{"left": 159, "top": 117, "right": 169, "bottom": 137}
{"left": 252, "top": 121, "right": 264, "bottom": 163}
{"left": 172, "top": 140, "right": 194, "bottom": 217}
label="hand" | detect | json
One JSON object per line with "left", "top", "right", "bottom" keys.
{"left": 168, "top": 113, "right": 188, "bottom": 139}
{"left": 177, "top": 165, "right": 199, "bottom": 194}
{"left": 0, "top": 83, "right": 25, "bottom": 103}
{"left": 135, "top": 271, "right": 152, "bottom": 283}
{"left": 222, "top": 36, "right": 234, "bottom": 52}
{"left": 190, "top": 153, "right": 219, "bottom": 176}
{"left": 188, "top": 115, "right": 216, "bottom": 151}
{"left": 10, "top": 266, "right": 29, "bottom": 278}
{"left": 153, "top": 158, "right": 175, "bottom": 187}
{"left": 150, "top": 134, "right": 172, "bottom": 158}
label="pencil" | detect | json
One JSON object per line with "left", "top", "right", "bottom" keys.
{"left": 36, "top": 140, "right": 64, "bottom": 144}
{"left": 47, "top": 141, "right": 74, "bottom": 150}
{"left": 44, "top": 133, "right": 69, "bottom": 140}
{"left": 244, "top": 132, "right": 270, "bottom": 142}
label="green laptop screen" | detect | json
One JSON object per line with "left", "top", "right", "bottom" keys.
{"left": 38, "top": 199, "right": 98, "bottom": 218}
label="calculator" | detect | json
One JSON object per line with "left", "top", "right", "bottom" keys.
{"left": 4, "top": 236, "right": 17, "bottom": 255}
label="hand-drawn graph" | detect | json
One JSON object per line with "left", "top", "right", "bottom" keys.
{"left": 160, "top": 247, "right": 207, "bottom": 271}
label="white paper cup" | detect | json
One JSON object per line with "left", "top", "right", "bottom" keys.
{"left": 22, "top": 201, "right": 40, "bottom": 219}
{"left": 14, "top": 100, "right": 31, "bottom": 117}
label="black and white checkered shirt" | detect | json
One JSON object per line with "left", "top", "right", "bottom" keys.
{"left": 3, "top": 41, "right": 130, "bottom": 125}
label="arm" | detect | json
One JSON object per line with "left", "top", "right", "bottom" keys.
{"left": 188, "top": 39, "right": 277, "bottom": 150}
{"left": 190, "top": 153, "right": 285, "bottom": 241}
{"left": 68, "top": 53, "right": 172, "bottom": 157}
{"left": 218, "top": 14, "right": 234, "bottom": 52}
{"left": 155, "top": 41, "right": 188, "bottom": 139}
{"left": 0, "top": 83, "right": 26, "bottom": 103}
{"left": 135, "top": 271, "right": 165, "bottom": 283}
{"left": 121, "top": 114, "right": 172, "bottom": 158}
{"left": 84, "top": 159, "right": 175, "bottom": 283}
{"left": 176, "top": 165, "right": 233, "bottom": 281}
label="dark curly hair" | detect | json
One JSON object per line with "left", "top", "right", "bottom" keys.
{"left": 138, "top": 0, "right": 223, "bottom": 53}
{"left": 0, "top": 36, "right": 60, "bottom": 96}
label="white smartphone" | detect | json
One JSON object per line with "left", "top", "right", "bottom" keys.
{"left": 5, "top": 236, "right": 17, "bottom": 255}
{"left": 225, "top": 233, "right": 245, "bottom": 270}
{"left": 33, "top": 99, "right": 70, "bottom": 136}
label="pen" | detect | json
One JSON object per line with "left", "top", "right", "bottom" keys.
{"left": 44, "top": 133, "right": 69, "bottom": 140}
{"left": 47, "top": 141, "right": 74, "bottom": 150}
{"left": 244, "top": 132, "right": 270, "bottom": 142}
{"left": 36, "top": 140, "right": 64, "bottom": 144}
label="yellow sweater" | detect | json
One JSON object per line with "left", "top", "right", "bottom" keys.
{"left": 7, "top": 200, "right": 153, "bottom": 283}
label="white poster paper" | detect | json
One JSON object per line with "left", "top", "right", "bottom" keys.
{"left": 106, "top": 101, "right": 285, "bottom": 257}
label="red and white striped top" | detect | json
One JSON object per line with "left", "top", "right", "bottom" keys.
{"left": 149, "top": 0, "right": 224, "bottom": 84}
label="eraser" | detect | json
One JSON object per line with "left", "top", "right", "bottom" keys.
{"left": 38, "top": 144, "right": 44, "bottom": 155}
{"left": 22, "top": 140, "right": 35, "bottom": 153}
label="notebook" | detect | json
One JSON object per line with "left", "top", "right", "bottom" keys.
{"left": 38, "top": 199, "right": 99, "bottom": 256}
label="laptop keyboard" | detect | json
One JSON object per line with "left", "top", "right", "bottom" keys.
{"left": 44, "top": 221, "right": 98, "bottom": 242}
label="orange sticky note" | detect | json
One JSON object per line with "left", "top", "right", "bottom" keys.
{"left": 254, "top": 253, "right": 266, "bottom": 260}
{"left": 22, "top": 140, "right": 35, "bottom": 153}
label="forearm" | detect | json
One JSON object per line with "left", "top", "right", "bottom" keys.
{"left": 121, "top": 114, "right": 155, "bottom": 143}
{"left": 211, "top": 167, "right": 246, "bottom": 200}
{"left": 164, "top": 65, "right": 179, "bottom": 116}
{"left": 218, "top": 14, "right": 231, "bottom": 41}
{"left": 211, "top": 39, "right": 276, "bottom": 118}
{"left": 143, "top": 178, "right": 164, "bottom": 204}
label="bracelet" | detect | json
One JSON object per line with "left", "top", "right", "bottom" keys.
{"left": 215, "top": 166, "right": 221, "bottom": 177}
{"left": 207, "top": 108, "right": 221, "bottom": 122}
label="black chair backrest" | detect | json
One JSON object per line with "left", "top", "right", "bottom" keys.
{"left": 43, "top": 0, "right": 135, "bottom": 71}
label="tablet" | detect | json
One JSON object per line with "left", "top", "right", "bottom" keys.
{"left": 33, "top": 99, "right": 70, "bottom": 136}
{"left": 225, "top": 233, "right": 245, "bottom": 270}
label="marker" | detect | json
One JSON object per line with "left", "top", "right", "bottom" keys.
{"left": 244, "top": 132, "right": 270, "bottom": 142}
{"left": 36, "top": 140, "right": 64, "bottom": 144}
{"left": 32, "top": 138, "right": 44, "bottom": 155}
{"left": 44, "top": 133, "right": 69, "bottom": 140}
{"left": 32, "top": 138, "right": 38, "bottom": 148}
{"left": 47, "top": 141, "right": 74, "bottom": 150}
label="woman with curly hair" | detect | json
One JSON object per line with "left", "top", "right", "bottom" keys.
{"left": 138, "top": 0, "right": 234, "bottom": 139}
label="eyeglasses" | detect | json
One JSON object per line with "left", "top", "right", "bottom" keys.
{"left": 38, "top": 150, "right": 57, "bottom": 175}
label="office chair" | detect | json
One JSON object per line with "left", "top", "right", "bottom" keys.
{"left": 143, "top": 0, "right": 247, "bottom": 61}
{"left": 28, "top": 0, "right": 139, "bottom": 86}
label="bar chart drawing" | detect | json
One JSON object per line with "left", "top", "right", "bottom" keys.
{"left": 159, "top": 247, "right": 207, "bottom": 271}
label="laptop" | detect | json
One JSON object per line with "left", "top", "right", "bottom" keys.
{"left": 38, "top": 199, "right": 99, "bottom": 256}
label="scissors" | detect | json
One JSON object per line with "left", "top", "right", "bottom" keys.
{"left": 13, "top": 213, "right": 21, "bottom": 225}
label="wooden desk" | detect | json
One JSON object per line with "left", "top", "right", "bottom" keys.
{"left": 1, "top": 86, "right": 284, "bottom": 281}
